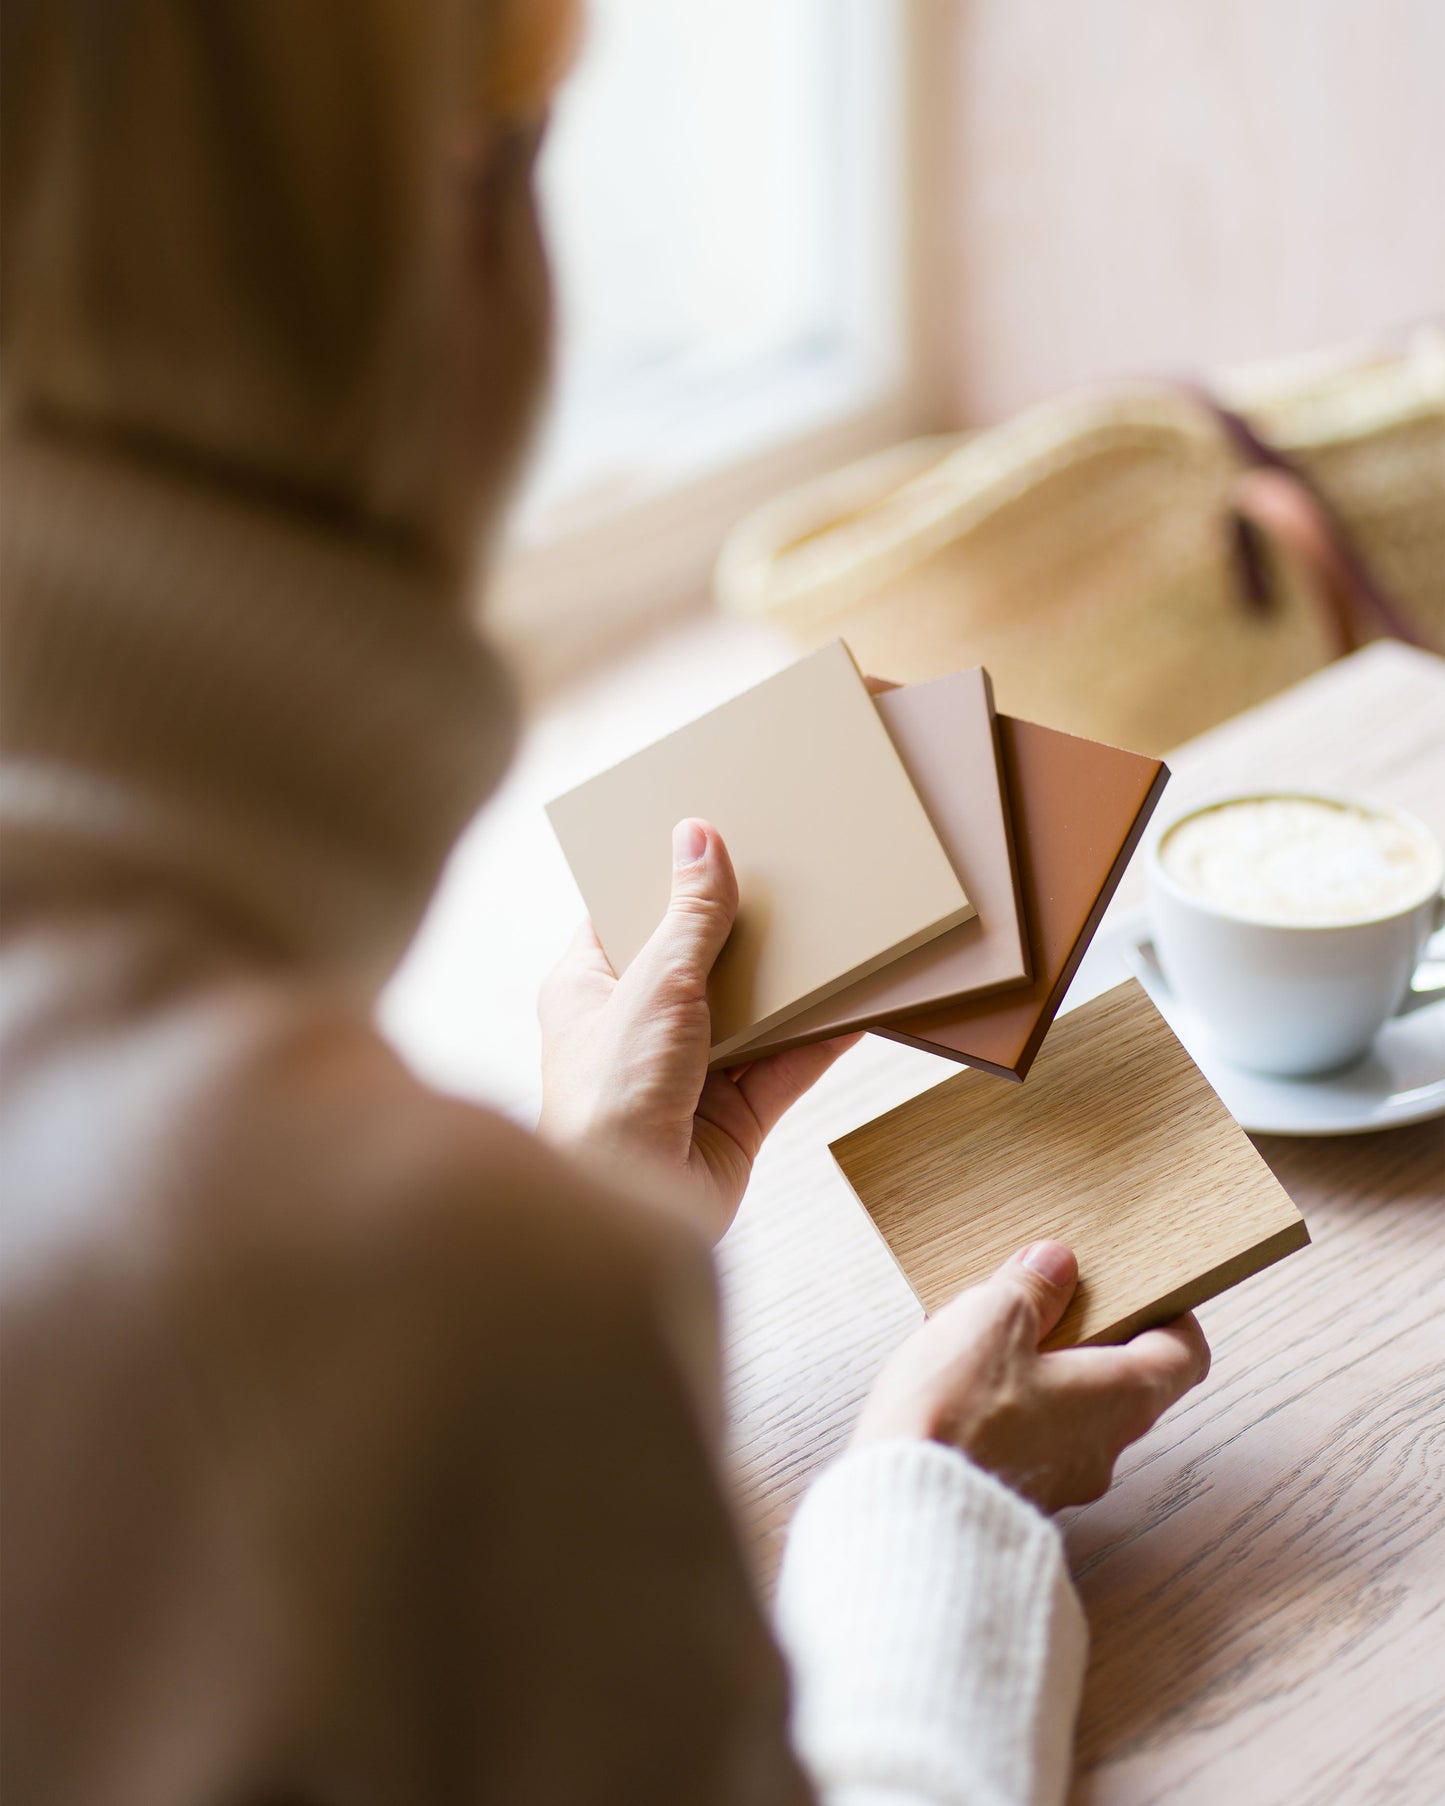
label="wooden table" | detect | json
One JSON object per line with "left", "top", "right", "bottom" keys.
{"left": 719, "top": 640, "right": 1445, "bottom": 1806}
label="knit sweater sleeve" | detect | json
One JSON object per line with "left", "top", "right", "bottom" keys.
{"left": 775, "top": 1440, "right": 1088, "bottom": 1806}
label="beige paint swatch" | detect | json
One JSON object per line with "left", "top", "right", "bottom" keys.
{"left": 546, "top": 640, "right": 975, "bottom": 1061}
{"left": 729, "top": 667, "right": 1030, "bottom": 1058}
{"left": 831, "top": 979, "right": 1308, "bottom": 1348}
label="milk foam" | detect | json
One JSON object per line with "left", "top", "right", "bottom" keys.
{"left": 1159, "top": 796, "right": 1440, "bottom": 926}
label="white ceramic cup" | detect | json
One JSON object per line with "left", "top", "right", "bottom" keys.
{"left": 1147, "top": 791, "right": 1445, "bottom": 1077}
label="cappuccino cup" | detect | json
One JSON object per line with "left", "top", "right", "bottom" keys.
{"left": 1147, "top": 791, "right": 1445, "bottom": 1077}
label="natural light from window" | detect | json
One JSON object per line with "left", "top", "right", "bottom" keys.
{"left": 514, "top": 0, "right": 907, "bottom": 541}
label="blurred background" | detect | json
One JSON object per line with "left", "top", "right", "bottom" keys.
{"left": 386, "top": 0, "right": 1444, "bottom": 1105}
{"left": 489, "top": 0, "right": 1444, "bottom": 705}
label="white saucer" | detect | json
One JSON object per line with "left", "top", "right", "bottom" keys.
{"left": 1065, "top": 910, "right": 1445, "bottom": 1138}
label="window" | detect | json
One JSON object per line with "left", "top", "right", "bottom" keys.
{"left": 512, "top": 0, "right": 910, "bottom": 545}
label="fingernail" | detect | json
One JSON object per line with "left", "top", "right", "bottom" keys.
{"left": 672, "top": 819, "right": 707, "bottom": 868}
{"left": 1019, "top": 1240, "right": 1075, "bottom": 1288}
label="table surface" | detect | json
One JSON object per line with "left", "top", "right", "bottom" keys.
{"left": 717, "top": 640, "right": 1445, "bottom": 1806}
{"left": 386, "top": 633, "right": 1445, "bottom": 1806}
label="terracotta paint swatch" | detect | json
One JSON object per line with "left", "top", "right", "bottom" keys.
{"left": 546, "top": 641, "right": 975, "bottom": 1062}
{"left": 728, "top": 668, "right": 1029, "bottom": 1059}
{"left": 878, "top": 715, "right": 1169, "bottom": 1080}
{"left": 832, "top": 979, "right": 1310, "bottom": 1348}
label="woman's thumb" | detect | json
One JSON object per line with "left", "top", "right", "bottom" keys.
{"left": 996, "top": 1240, "right": 1079, "bottom": 1344}
{"left": 623, "top": 819, "right": 739, "bottom": 1004}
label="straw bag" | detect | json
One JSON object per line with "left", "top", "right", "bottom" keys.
{"left": 715, "top": 330, "right": 1444, "bottom": 753}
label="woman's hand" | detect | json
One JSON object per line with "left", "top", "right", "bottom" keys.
{"left": 538, "top": 818, "right": 858, "bottom": 1242}
{"left": 855, "top": 1240, "right": 1211, "bottom": 1511}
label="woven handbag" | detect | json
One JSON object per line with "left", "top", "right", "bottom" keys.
{"left": 715, "top": 329, "right": 1444, "bottom": 753}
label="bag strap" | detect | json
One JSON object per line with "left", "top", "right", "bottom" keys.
{"left": 1197, "top": 390, "right": 1433, "bottom": 655}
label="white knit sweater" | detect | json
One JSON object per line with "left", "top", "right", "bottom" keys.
{"left": 778, "top": 1440, "right": 1087, "bottom": 1806}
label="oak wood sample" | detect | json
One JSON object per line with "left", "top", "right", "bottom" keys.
{"left": 729, "top": 667, "right": 1030, "bottom": 1059}
{"left": 546, "top": 640, "right": 975, "bottom": 1061}
{"left": 878, "top": 714, "right": 1168, "bottom": 1080}
{"left": 830, "top": 979, "right": 1309, "bottom": 1348}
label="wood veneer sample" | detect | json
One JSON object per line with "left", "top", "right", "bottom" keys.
{"left": 546, "top": 640, "right": 975, "bottom": 1062}
{"left": 727, "top": 668, "right": 1030, "bottom": 1059}
{"left": 878, "top": 714, "right": 1169, "bottom": 1080}
{"left": 832, "top": 979, "right": 1310, "bottom": 1348}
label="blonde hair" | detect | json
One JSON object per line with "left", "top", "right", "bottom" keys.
{"left": 1, "top": 0, "right": 578, "bottom": 552}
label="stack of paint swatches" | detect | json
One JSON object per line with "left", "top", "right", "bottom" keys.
{"left": 546, "top": 639, "right": 1169, "bottom": 1079}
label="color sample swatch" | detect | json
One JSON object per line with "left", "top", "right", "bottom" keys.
{"left": 878, "top": 715, "right": 1169, "bottom": 1079}
{"left": 729, "top": 667, "right": 1029, "bottom": 1059}
{"left": 546, "top": 641, "right": 976, "bottom": 1061}
{"left": 831, "top": 979, "right": 1310, "bottom": 1348}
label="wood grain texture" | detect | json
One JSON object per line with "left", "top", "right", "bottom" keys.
{"left": 1065, "top": 1116, "right": 1445, "bottom": 1806}
{"left": 831, "top": 980, "right": 1309, "bottom": 1347}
